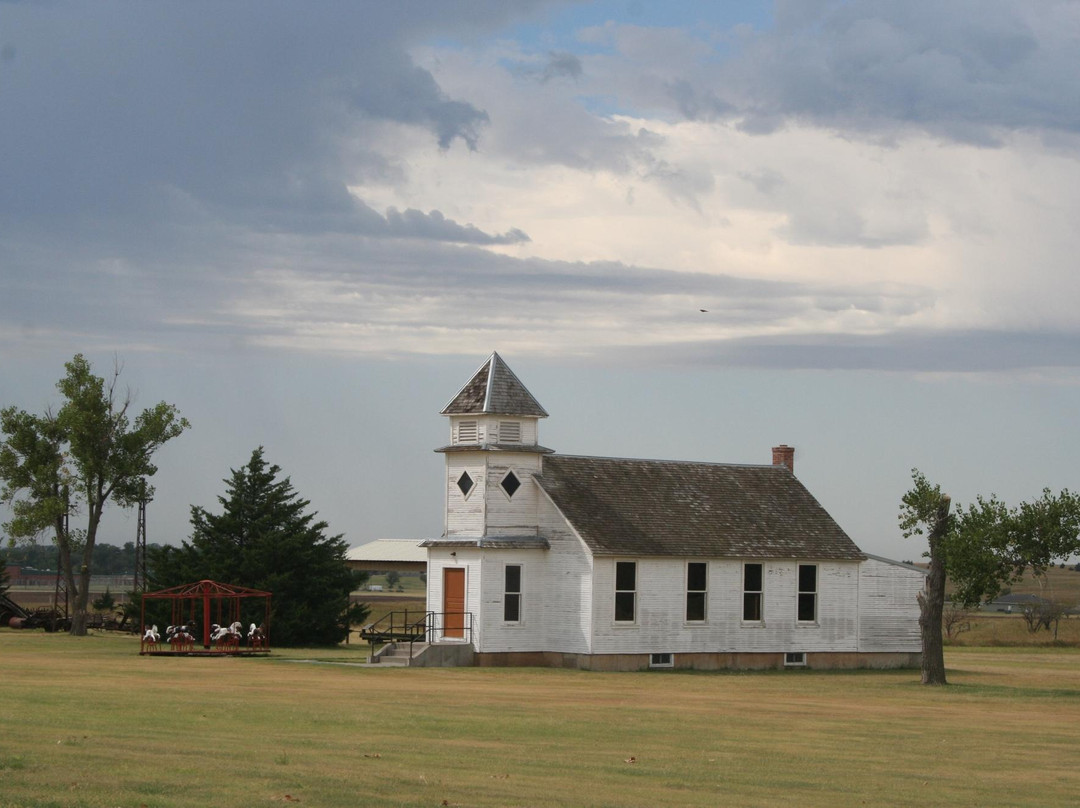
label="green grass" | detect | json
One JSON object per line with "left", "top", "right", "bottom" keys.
{"left": 1, "top": 631, "right": 1079, "bottom": 807}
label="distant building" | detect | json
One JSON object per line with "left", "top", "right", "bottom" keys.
{"left": 345, "top": 539, "right": 427, "bottom": 574}
{"left": 982, "top": 593, "right": 1047, "bottom": 613}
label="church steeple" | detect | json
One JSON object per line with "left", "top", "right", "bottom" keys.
{"left": 441, "top": 352, "right": 548, "bottom": 418}
{"left": 437, "top": 353, "right": 551, "bottom": 541}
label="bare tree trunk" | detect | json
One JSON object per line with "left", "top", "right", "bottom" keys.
{"left": 919, "top": 496, "right": 952, "bottom": 686}
{"left": 69, "top": 501, "right": 103, "bottom": 637}
{"left": 53, "top": 509, "right": 80, "bottom": 633}
{"left": 70, "top": 561, "right": 91, "bottom": 635}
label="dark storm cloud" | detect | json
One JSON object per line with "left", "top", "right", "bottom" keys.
{"left": 644, "top": 0, "right": 1080, "bottom": 143}
{"left": 0, "top": 1, "right": 543, "bottom": 234}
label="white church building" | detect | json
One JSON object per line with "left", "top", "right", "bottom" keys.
{"left": 370, "top": 352, "right": 923, "bottom": 671}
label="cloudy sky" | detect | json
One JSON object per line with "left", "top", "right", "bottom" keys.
{"left": 3, "top": 0, "right": 1080, "bottom": 562}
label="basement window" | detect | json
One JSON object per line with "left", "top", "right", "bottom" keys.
{"left": 649, "top": 653, "right": 673, "bottom": 668}
{"left": 785, "top": 652, "right": 807, "bottom": 667}
{"left": 500, "top": 470, "right": 521, "bottom": 498}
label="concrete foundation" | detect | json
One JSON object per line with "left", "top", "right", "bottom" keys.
{"left": 471, "top": 650, "right": 921, "bottom": 671}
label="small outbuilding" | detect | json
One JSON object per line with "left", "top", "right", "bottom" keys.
{"left": 346, "top": 539, "right": 427, "bottom": 574}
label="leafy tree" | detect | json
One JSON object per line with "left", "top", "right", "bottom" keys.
{"left": 1, "top": 355, "right": 189, "bottom": 635}
{"left": 150, "top": 448, "right": 367, "bottom": 646}
{"left": 385, "top": 570, "right": 401, "bottom": 589}
{"left": 898, "top": 471, "right": 953, "bottom": 685}
{"left": 900, "top": 469, "right": 1080, "bottom": 685}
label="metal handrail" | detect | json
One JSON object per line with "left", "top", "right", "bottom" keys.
{"left": 362, "top": 610, "right": 474, "bottom": 663}
{"left": 422, "top": 611, "right": 475, "bottom": 645}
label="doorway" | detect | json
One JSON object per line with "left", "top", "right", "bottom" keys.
{"left": 443, "top": 567, "right": 465, "bottom": 639}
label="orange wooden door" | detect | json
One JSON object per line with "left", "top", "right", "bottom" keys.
{"left": 443, "top": 567, "right": 465, "bottom": 639}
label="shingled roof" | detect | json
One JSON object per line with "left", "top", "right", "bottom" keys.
{"left": 441, "top": 352, "right": 548, "bottom": 417}
{"left": 534, "top": 455, "right": 864, "bottom": 560}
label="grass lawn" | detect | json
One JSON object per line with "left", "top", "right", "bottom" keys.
{"left": 1, "top": 631, "right": 1078, "bottom": 807}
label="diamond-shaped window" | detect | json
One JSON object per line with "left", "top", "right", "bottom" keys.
{"left": 500, "top": 470, "right": 521, "bottom": 498}
{"left": 457, "top": 471, "right": 475, "bottom": 497}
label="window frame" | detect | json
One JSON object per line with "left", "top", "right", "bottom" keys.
{"left": 685, "top": 561, "right": 707, "bottom": 623}
{"left": 498, "top": 420, "right": 522, "bottom": 444}
{"left": 455, "top": 469, "right": 477, "bottom": 500}
{"left": 456, "top": 420, "right": 478, "bottom": 444}
{"left": 614, "top": 560, "right": 637, "bottom": 624}
{"left": 649, "top": 652, "right": 674, "bottom": 668}
{"left": 742, "top": 562, "right": 764, "bottom": 623}
{"left": 503, "top": 563, "right": 522, "bottom": 624}
{"left": 498, "top": 468, "right": 522, "bottom": 500}
{"left": 797, "top": 563, "right": 818, "bottom": 623}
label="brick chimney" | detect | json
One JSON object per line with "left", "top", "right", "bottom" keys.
{"left": 772, "top": 444, "right": 794, "bottom": 473}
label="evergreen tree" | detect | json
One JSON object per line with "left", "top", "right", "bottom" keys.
{"left": 92, "top": 587, "right": 116, "bottom": 614}
{"left": 150, "top": 448, "right": 367, "bottom": 646}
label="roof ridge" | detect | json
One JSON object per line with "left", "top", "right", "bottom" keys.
{"left": 548, "top": 453, "right": 778, "bottom": 469}
{"left": 482, "top": 352, "right": 497, "bottom": 412}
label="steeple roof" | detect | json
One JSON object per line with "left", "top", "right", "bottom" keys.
{"left": 441, "top": 352, "right": 548, "bottom": 417}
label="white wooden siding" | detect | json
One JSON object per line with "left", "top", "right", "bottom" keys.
{"left": 444, "top": 453, "right": 544, "bottom": 537}
{"left": 857, "top": 557, "right": 924, "bottom": 652}
{"left": 426, "top": 548, "right": 483, "bottom": 645}
{"left": 448, "top": 491, "right": 593, "bottom": 655}
{"left": 589, "top": 558, "right": 861, "bottom": 654}
{"left": 475, "top": 549, "right": 546, "bottom": 652}
{"left": 449, "top": 415, "right": 539, "bottom": 446}
{"left": 484, "top": 455, "right": 543, "bottom": 536}
{"left": 444, "top": 458, "right": 486, "bottom": 537}
{"left": 534, "top": 496, "right": 593, "bottom": 654}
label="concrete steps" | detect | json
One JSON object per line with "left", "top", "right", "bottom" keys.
{"left": 372, "top": 642, "right": 429, "bottom": 666}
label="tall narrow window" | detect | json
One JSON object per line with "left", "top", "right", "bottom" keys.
{"left": 743, "top": 563, "right": 763, "bottom": 622}
{"left": 615, "top": 561, "right": 636, "bottom": 622}
{"left": 504, "top": 564, "right": 522, "bottom": 623}
{"left": 686, "top": 562, "right": 707, "bottom": 622}
{"left": 798, "top": 564, "right": 817, "bottom": 622}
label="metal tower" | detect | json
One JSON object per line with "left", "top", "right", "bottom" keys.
{"left": 134, "top": 482, "right": 150, "bottom": 592}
